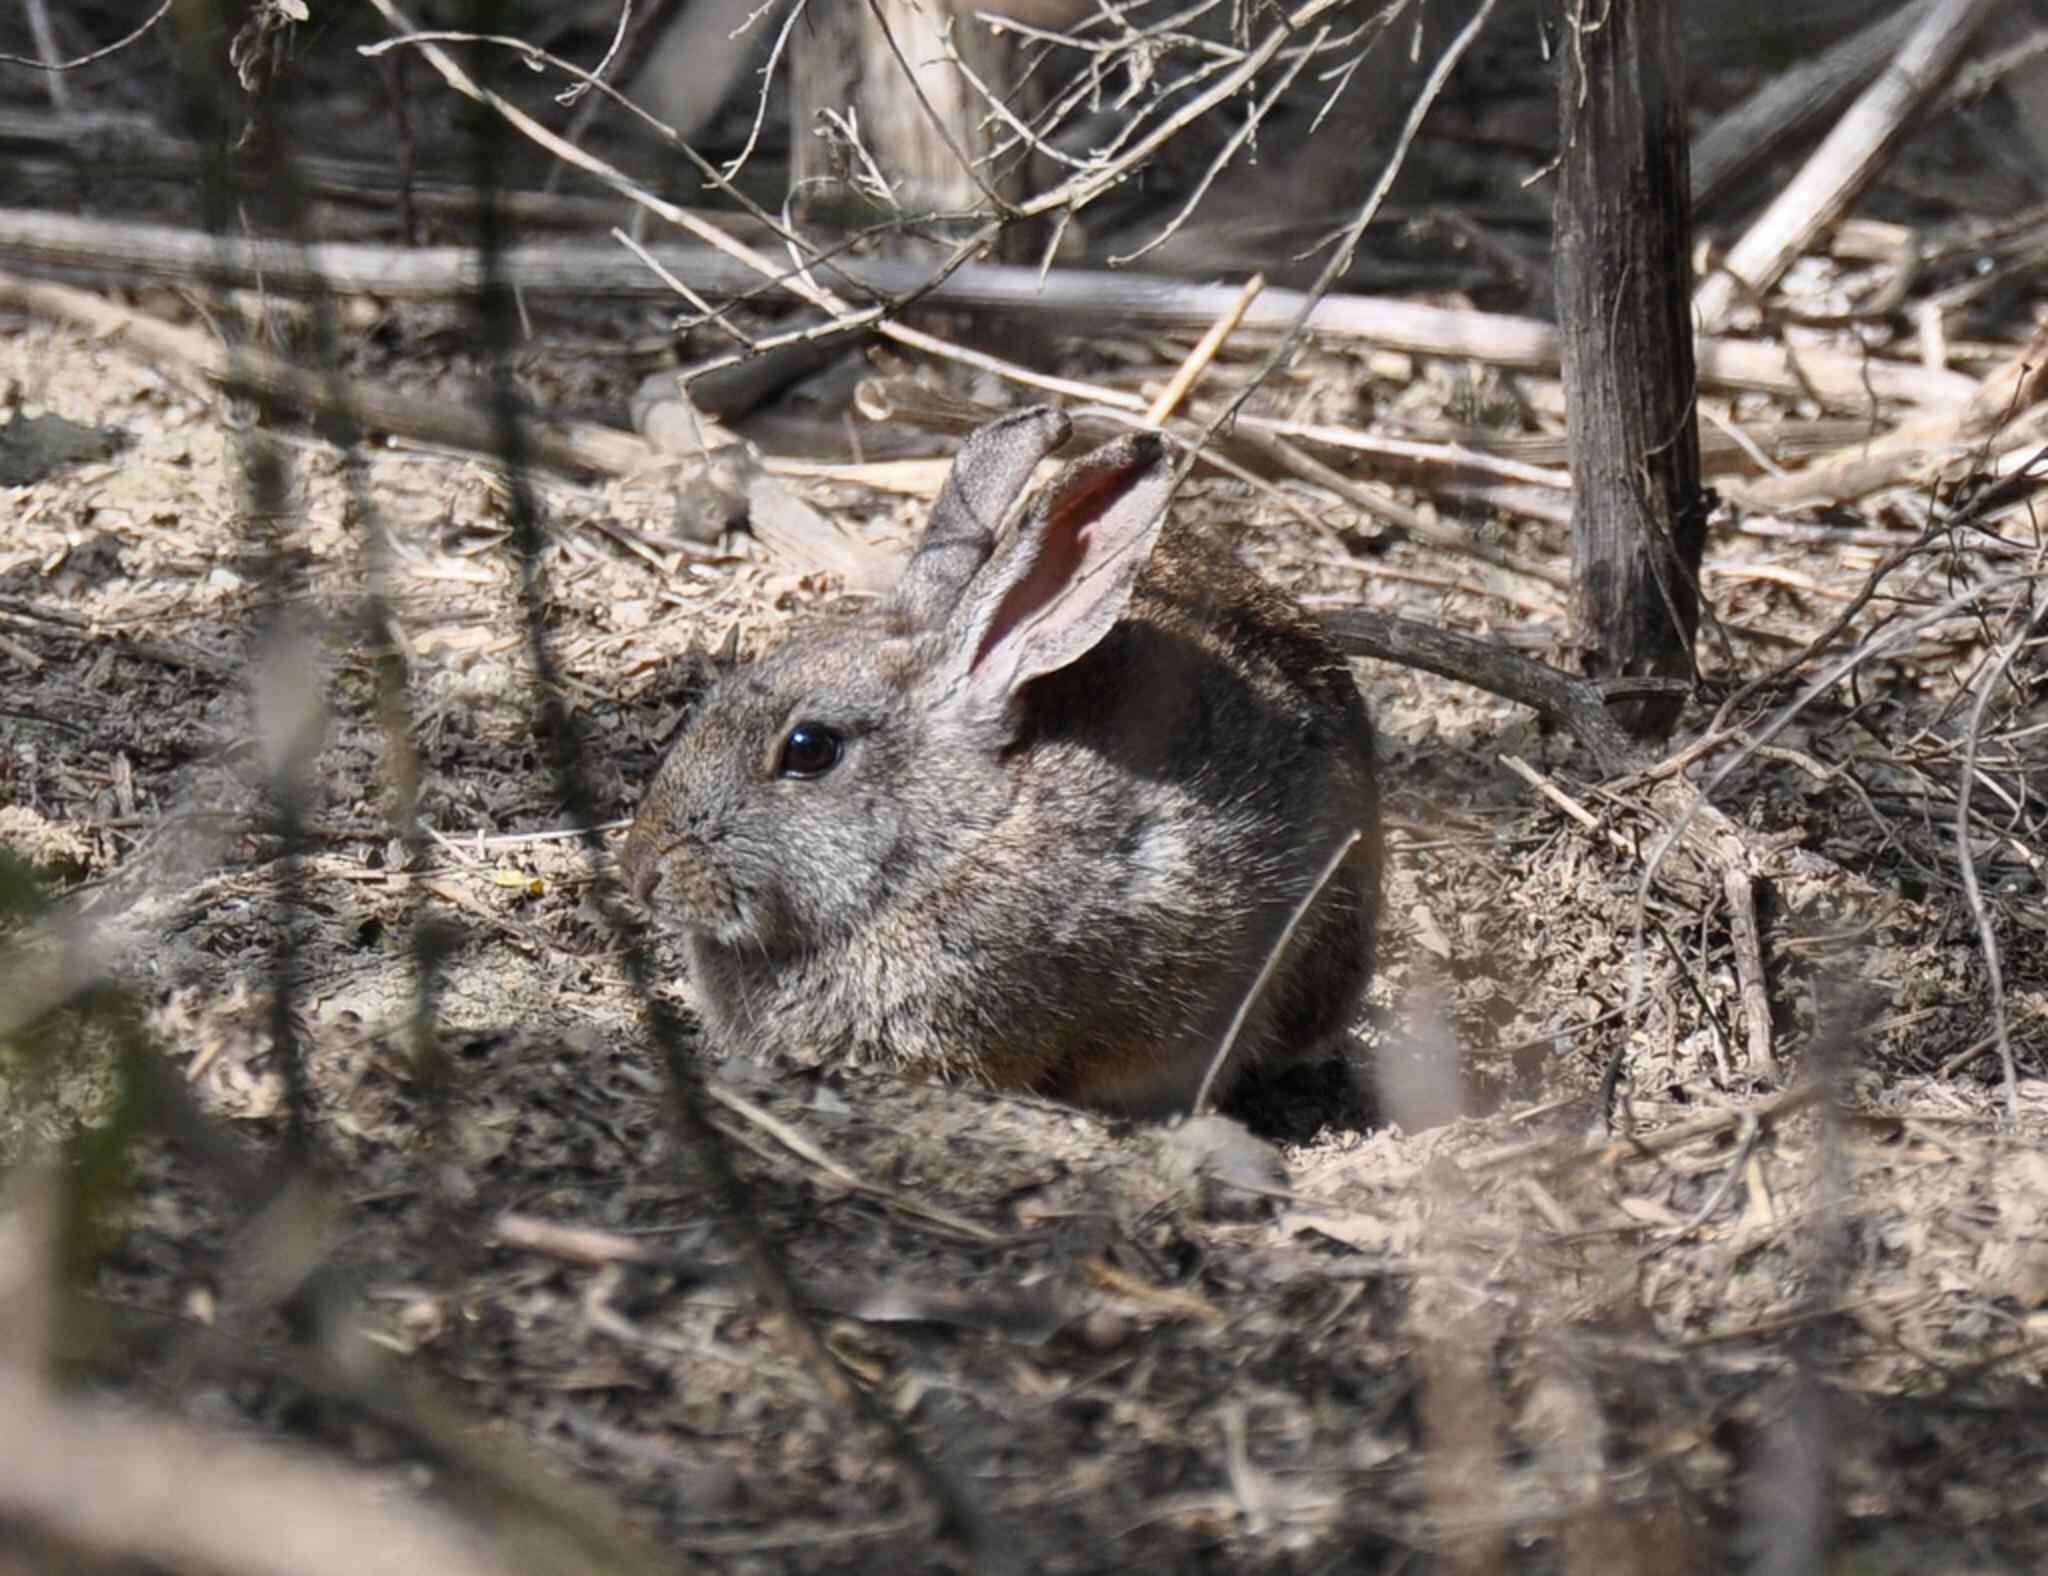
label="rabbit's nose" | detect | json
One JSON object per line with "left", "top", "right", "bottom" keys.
{"left": 618, "top": 830, "right": 661, "bottom": 905}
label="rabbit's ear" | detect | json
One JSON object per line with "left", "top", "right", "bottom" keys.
{"left": 939, "top": 431, "right": 1173, "bottom": 720}
{"left": 897, "top": 405, "right": 1071, "bottom": 624}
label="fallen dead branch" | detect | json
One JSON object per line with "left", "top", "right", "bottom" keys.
{"left": 1694, "top": 0, "right": 2011, "bottom": 331}
{"left": 1322, "top": 609, "right": 1647, "bottom": 774}
{"left": 0, "top": 271, "right": 899, "bottom": 582}
{"left": 1692, "top": 0, "right": 1934, "bottom": 213}
{"left": 0, "top": 209, "right": 1982, "bottom": 410}
{"left": 1722, "top": 325, "right": 2048, "bottom": 510}
{"left": 0, "top": 271, "right": 662, "bottom": 476}
{"left": 3, "top": 269, "right": 1575, "bottom": 591}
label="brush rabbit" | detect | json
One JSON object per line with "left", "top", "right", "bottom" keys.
{"left": 620, "top": 407, "right": 1379, "bottom": 1116}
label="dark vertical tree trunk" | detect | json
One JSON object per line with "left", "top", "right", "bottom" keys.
{"left": 1555, "top": 0, "right": 1706, "bottom": 738}
{"left": 790, "top": 0, "right": 1044, "bottom": 260}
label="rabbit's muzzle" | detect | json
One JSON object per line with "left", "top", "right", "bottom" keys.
{"left": 620, "top": 816, "right": 762, "bottom": 946}
{"left": 618, "top": 813, "right": 677, "bottom": 908}
{"left": 619, "top": 832, "right": 657, "bottom": 907}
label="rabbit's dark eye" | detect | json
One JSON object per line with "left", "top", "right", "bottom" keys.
{"left": 777, "top": 722, "right": 843, "bottom": 779}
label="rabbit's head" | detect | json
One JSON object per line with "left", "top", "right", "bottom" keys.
{"left": 621, "top": 407, "right": 1176, "bottom": 959}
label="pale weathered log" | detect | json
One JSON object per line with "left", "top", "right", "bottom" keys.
{"left": 0, "top": 210, "right": 1983, "bottom": 409}
{"left": 1692, "top": 1, "right": 1933, "bottom": 211}
{"left": 1694, "top": 0, "right": 2011, "bottom": 331}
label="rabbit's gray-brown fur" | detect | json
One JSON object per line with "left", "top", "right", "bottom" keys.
{"left": 621, "top": 407, "right": 1378, "bottom": 1115}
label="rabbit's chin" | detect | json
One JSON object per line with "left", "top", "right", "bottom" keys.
{"left": 698, "top": 915, "right": 756, "bottom": 948}
{"left": 684, "top": 897, "right": 773, "bottom": 949}
{"left": 688, "top": 893, "right": 804, "bottom": 956}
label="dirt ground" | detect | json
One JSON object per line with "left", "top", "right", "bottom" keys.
{"left": 5, "top": 5, "right": 2048, "bottom": 1573}
{"left": 6, "top": 286, "right": 2046, "bottom": 1568}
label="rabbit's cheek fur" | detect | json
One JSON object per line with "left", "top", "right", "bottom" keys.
{"left": 756, "top": 752, "right": 918, "bottom": 943}
{"left": 665, "top": 732, "right": 918, "bottom": 957}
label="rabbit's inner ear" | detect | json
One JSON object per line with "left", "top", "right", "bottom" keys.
{"left": 950, "top": 433, "right": 1174, "bottom": 708}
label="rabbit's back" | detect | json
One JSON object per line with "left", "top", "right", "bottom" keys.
{"left": 1019, "top": 520, "right": 1379, "bottom": 1108}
